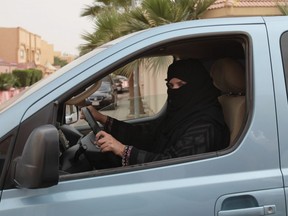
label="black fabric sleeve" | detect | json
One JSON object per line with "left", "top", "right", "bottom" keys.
{"left": 129, "top": 123, "right": 221, "bottom": 165}
{"left": 105, "top": 117, "right": 160, "bottom": 151}
{"left": 104, "top": 116, "right": 229, "bottom": 166}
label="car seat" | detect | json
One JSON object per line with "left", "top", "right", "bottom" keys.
{"left": 210, "top": 58, "right": 246, "bottom": 145}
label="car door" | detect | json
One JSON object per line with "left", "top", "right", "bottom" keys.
{"left": 0, "top": 18, "right": 286, "bottom": 216}
{"left": 266, "top": 17, "right": 288, "bottom": 216}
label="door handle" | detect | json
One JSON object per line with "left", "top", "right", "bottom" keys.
{"left": 218, "top": 205, "right": 276, "bottom": 216}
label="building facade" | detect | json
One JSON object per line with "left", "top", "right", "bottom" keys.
{"left": 0, "top": 27, "right": 55, "bottom": 75}
{"left": 203, "top": 0, "right": 284, "bottom": 18}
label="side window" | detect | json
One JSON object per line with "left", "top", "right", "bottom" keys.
{"left": 280, "top": 31, "right": 288, "bottom": 96}
{"left": 61, "top": 35, "right": 247, "bottom": 177}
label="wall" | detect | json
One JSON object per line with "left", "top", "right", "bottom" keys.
{"left": 0, "top": 28, "right": 18, "bottom": 63}
{"left": 0, "top": 27, "right": 55, "bottom": 74}
{"left": 202, "top": 0, "right": 283, "bottom": 18}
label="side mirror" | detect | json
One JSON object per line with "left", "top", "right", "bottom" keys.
{"left": 12, "top": 125, "right": 59, "bottom": 189}
{"left": 65, "top": 105, "right": 79, "bottom": 124}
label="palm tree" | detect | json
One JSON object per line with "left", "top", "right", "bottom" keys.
{"left": 122, "top": 0, "right": 216, "bottom": 33}
{"left": 80, "top": 0, "right": 131, "bottom": 20}
{"left": 79, "top": 0, "right": 131, "bottom": 55}
{"left": 80, "top": 0, "right": 216, "bottom": 53}
{"left": 278, "top": 0, "right": 288, "bottom": 15}
{"left": 79, "top": 9, "right": 125, "bottom": 55}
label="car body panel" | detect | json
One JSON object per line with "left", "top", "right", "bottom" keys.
{"left": 263, "top": 16, "right": 288, "bottom": 211}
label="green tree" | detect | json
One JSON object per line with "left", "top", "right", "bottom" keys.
{"left": 54, "top": 56, "right": 68, "bottom": 67}
{"left": 0, "top": 73, "right": 18, "bottom": 90}
{"left": 81, "top": 0, "right": 131, "bottom": 20}
{"left": 79, "top": 0, "right": 131, "bottom": 55}
{"left": 278, "top": 1, "right": 288, "bottom": 15}
{"left": 124, "top": 0, "right": 215, "bottom": 32}
{"left": 28, "top": 68, "right": 43, "bottom": 85}
{"left": 79, "top": 9, "right": 125, "bottom": 56}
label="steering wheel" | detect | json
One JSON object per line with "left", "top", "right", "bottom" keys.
{"left": 60, "top": 107, "right": 102, "bottom": 172}
{"left": 60, "top": 107, "right": 122, "bottom": 172}
{"left": 81, "top": 107, "right": 102, "bottom": 134}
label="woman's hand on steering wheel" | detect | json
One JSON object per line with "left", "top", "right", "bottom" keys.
{"left": 95, "top": 131, "right": 125, "bottom": 157}
{"left": 81, "top": 106, "right": 107, "bottom": 125}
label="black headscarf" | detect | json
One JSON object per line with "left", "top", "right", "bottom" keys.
{"left": 166, "top": 58, "right": 220, "bottom": 117}
{"left": 166, "top": 59, "right": 218, "bottom": 113}
{"left": 153, "top": 59, "right": 223, "bottom": 152}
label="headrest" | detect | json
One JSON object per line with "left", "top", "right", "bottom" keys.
{"left": 210, "top": 58, "right": 245, "bottom": 94}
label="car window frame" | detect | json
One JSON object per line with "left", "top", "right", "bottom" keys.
{"left": 59, "top": 34, "right": 251, "bottom": 182}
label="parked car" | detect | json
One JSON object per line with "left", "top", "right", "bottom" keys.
{"left": 1, "top": 16, "right": 288, "bottom": 216}
{"left": 86, "top": 75, "right": 117, "bottom": 110}
{"left": 113, "top": 77, "right": 123, "bottom": 93}
{"left": 113, "top": 76, "right": 129, "bottom": 93}
{"left": 117, "top": 75, "right": 129, "bottom": 92}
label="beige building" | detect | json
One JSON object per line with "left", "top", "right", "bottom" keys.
{"left": 203, "top": 0, "right": 284, "bottom": 18}
{"left": 0, "top": 27, "right": 55, "bottom": 75}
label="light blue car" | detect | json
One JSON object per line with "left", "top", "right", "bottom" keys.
{"left": 1, "top": 16, "right": 288, "bottom": 215}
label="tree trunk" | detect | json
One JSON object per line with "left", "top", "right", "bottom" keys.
{"left": 128, "top": 71, "right": 145, "bottom": 117}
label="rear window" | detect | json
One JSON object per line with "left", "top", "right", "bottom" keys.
{"left": 280, "top": 31, "right": 288, "bottom": 97}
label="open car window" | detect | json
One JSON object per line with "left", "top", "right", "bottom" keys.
{"left": 58, "top": 34, "right": 247, "bottom": 178}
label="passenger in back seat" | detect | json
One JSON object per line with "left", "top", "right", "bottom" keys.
{"left": 84, "top": 59, "right": 230, "bottom": 166}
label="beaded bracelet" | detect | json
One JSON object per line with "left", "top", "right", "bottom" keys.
{"left": 122, "top": 145, "right": 133, "bottom": 166}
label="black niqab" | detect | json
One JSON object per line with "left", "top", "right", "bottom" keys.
{"left": 166, "top": 59, "right": 219, "bottom": 113}
{"left": 154, "top": 59, "right": 223, "bottom": 152}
